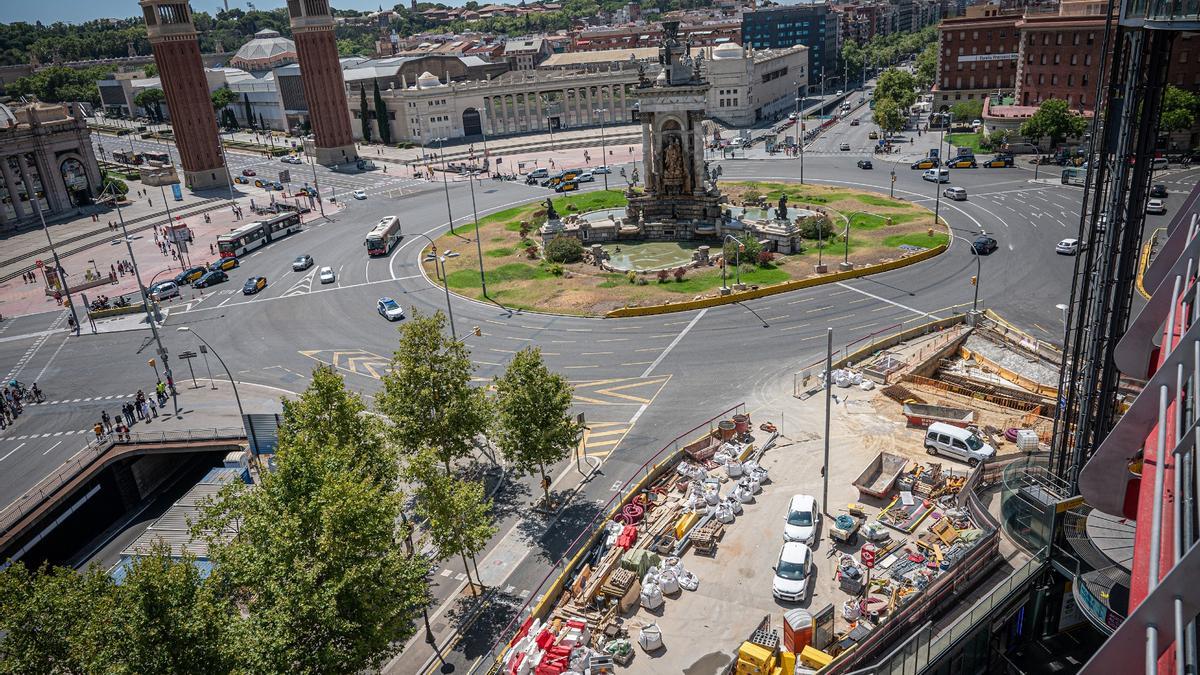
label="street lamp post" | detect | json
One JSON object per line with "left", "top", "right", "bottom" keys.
{"left": 959, "top": 233, "right": 983, "bottom": 313}
{"left": 933, "top": 111, "right": 952, "bottom": 229}
{"left": 466, "top": 166, "right": 489, "bottom": 298}
{"left": 842, "top": 211, "right": 871, "bottom": 270}
{"left": 794, "top": 94, "right": 806, "bottom": 184}
{"left": 722, "top": 234, "right": 744, "bottom": 292}
{"left": 106, "top": 183, "right": 178, "bottom": 415}
{"left": 412, "top": 232, "right": 458, "bottom": 340}
{"left": 434, "top": 137, "right": 455, "bottom": 235}
{"left": 176, "top": 326, "right": 253, "bottom": 462}
{"left": 594, "top": 108, "right": 609, "bottom": 191}
{"left": 34, "top": 197, "right": 80, "bottom": 334}
{"left": 306, "top": 148, "right": 326, "bottom": 219}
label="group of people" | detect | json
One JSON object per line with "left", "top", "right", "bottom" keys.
{"left": 0, "top": 381, "right": 41, "bottom": 431}
{"left": 111, "top": 260, "right": 135, "bottom": 277}
{"left": 95, "top": 385, "right": 172, "bottom": 441}
{"left": 19, "top": 271, "right": 39, "bottom": 284}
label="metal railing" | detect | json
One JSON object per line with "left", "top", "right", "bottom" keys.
{"left": 474, "top": 404, "right": 746, "bottom": 673}
{"left": 0, "top": 427, "right": 245, "bottom": 541}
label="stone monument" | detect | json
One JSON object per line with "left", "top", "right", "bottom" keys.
{"left": 627, "top": 21, "right": 723, "bottom": 239}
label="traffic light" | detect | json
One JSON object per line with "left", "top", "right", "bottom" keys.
{"left": 148, "top": 358, "right": 156, "bottom": 368}
{"left": 970, "top": 276, "right": 977, "bottom": 286}
{"left": 473, "top": 326, "right": 482, "bottom": 337}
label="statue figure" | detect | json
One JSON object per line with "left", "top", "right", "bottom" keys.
{"left": 544, "top": 197, "right": 558, "bottom": 221}
{"left": 631, "top": 166, "right": 640, "bottom": 186}
{"left": 637, "top": 61, "right": 648, "bottom": 87}
{"left": 663, "top": 137, "right": 685, "bottom": 183}
{"left": 775, "top": 194, "right": 789, "bottom": 221}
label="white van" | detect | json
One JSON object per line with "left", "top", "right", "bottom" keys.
{"left": 1151, "top": 157, "right": 1169, "bottom": 171}
{"left": 149, "top": 281, "right": 179, "bottom": 301}
{"left": 923, "top": 422, "right": 995, "bottom": 466}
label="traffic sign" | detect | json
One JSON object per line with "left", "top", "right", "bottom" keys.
{"left": 35, "top": 260, "right": 43, "bottom": 268}
{"left": 178, "top": 350, "right": 198, "bottom": 359}
{"left": 279, "top": 169, "right": 291, "bottom": 184}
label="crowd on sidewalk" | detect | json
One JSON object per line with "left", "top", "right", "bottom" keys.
{"left": 92, "top": 382, "right": 173, "bottom": 442}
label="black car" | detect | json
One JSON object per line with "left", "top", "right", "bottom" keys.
{"left": 972, "top": 236, "right": 999, "bottom": 255}
{"left": 857, "top": 159, "right": 873, "bottom": 170}
{"left": 1150, "top": 184, "right": 1168, "bottom": 198}
{"left": 174, "top": 266, "right": 208, "bottom": 286}
{"left": 243, "top": 276, "right": 267, "bottom": 295}
{"left": 193, "top": 269, "right": 228, "bottom": 288}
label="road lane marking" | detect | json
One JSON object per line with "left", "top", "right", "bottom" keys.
{"left": 834, "top": 282, "right": 940, "bottom": 319}
{"left": 642, "top": 308, "right": 707, "bottom": 378}
{"left": 0, "top": 442, "right": 25, "bottom": 462}
{"left": 42, "top": 440, "right": 62, "bottom": 455}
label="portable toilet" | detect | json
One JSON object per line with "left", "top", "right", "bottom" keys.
{"left": 783, "top": 608, "right": 813, "bottom": 653}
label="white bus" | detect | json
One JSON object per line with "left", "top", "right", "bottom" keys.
{"left": 365, "top": 216, "right": 403, "bottom": 256}
{"left": 217, "top": 211, "right": 302, "bottom": 258}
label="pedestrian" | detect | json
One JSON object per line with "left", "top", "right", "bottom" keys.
{"left": 110, "top": 264, "right": 116, "bottom": 276}
{"left": 94, "top": 422, "right": 104, "bottom": 440}
{"left": 148, "top": 396, "right": 158, "bottom": 419}
{"left": 149, "top": 198, "right": 153, "bottom": 207}
{"left": 102, "top": 410, "right": 111, "bottom": 432}
{"left": 139, "top": 399, "right": 149, "bottom": 422}
{"left": 210, "top": 243, "right": 215, "bottom": 255}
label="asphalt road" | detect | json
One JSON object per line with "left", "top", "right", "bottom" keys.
{"left": 2, "top": 111, "right": 1196, "bottom": 672}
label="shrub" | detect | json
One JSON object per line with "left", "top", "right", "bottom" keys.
{"left": 548, "top": 262, "right": 564, "bottom": 276}
{"left": 743, "top": 190, "right": 762, "bottom": 205}
{"left": 673, "top": 267, "right": 686, "bottom": 281}
{"left": 100, "top": 171, "right": 129, "bottom": 196}
{"left": 757, "top": 250, "right": 775, "bottom": 266}
{"left": 518, "top": 221, "right": 532, "bottom": 239}
{"left": 635, "top": 277, "right": 648, "bottom": 285}
{"left": 545, "top": 236, "right": 584, "bottom": 264}
{"left": 800, "top": 216, "right": 833, "bottom": 240}
{"left": 723, "top": 234, "right": 762, "bottom": 264}
{"left": 524, "top": 242, "right": 539, "bottom": 259}
{"left": 657, "top": 269, "right": 670, "bottom": 283}
{"left": 627, "top": 270, "right": 637, "bottom": 284}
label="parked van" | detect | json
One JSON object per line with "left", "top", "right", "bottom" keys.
{"left": 1151, "top": 157, "right": 1169, "bottom": 171}
{"left": 1003, "top": 142, "right": 1041, "bottom": 155}
{"left": 149, "top": 280, "right": 180, "bottom": 301}
{"left": 923, "top": 422, "right": 995, "bottom": 466}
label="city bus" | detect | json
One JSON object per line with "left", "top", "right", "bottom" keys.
{"left": 365, "top": 215, "right": 402, "bottom": 256}
{"left": 142, "top": 150, "right": 170, "bottom": 165}
{"left": 217, "top": 211, "right": 303, "bottom": 258}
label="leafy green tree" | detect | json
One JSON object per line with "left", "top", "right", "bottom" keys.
{"left": 492, "top": 347, "right": 582, "bottom": 506}
{"left": 210, "top": 85, "right": 236, "bottom": 113}
{"left": 950, "top": 100, "right": 983, "bottom": 124}
{"left": 0, "top": 562, "right": 111, "bottom": 673}
{"left": 841, "top": 40, "right": 865, "bottom": 86}
{"left": 874, "top": 67, "right": 918, "bottom": 111}
{"left": 359, "top": 84, "right": 372, "bottom": 143}
{"left": 723, "top": 232, "right": 763, "bottom": 266}
{"left": 134, "top": 87, "right": 165, "bottom": 122}
{"left": 7, "top": 64, "right": 114, "bottom": 105}
{"left": 873, "top": 97, "right": 906, "bottom": 136}
{"left": 915, "top": 42, "right": 937, "bottom": 89}
{"left": 243, "top": 92, "right": 254, "bottom": 129}
{"left": 103, "top": 542, "right": 235, "bottom": 673}
{"left": 195, "top": 366, "right": 429, "bottom": 673}
{"left": 143, "top": 62, "right": 157, "bottom": 77}
{"left": 378, "top": 310, "right": 491, "bottom": 472}
{"left": 404, "top": 448, "right": 497, "bottom": 592}
{"left": 1019, "top": 98, "right": 1088, "bottom": 151}
{"left": 373, "top": 78, "right": 391, "bottom": 145}
{"left": 1159, "top": 84, "right": 1199, "bottom": 134}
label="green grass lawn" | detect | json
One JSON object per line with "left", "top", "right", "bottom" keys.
{"left": 445, "top": 262, "right": 554, "bottom": 289}
{"left": 853, "top": 194, "right": 908, "bottom": 208}
{"left": 658, "top": 264, "right": 791, "bottom": 293}
{"left": 946, "top": 133, "right": 984, "bottom": 154}
{"left": 485, "top": 246, "right": 516, "bottom": 258}
{"left": 883, "top": 232, "right": 949, "bottom": 249}
{"left": 496, "top": 190, "right": 629, "bottom": 231}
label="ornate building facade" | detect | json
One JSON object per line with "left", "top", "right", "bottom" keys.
{"left": 0, "top": 102, "right": 102, "bottom": 230}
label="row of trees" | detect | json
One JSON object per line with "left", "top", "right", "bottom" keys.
{"left": 840, "top": 25, "right": 938, "bottom": 87}
{"left": 6, "top": 64, "right": 114, "bottom": 106}
{"left": 870, "top": 67, "right": 919, "bottom": 136}
{"left": 0, "top": 309, "right": 583, "bottom": 672}
{"left": 358, "top": 80, "right": 394, "bottom": 145}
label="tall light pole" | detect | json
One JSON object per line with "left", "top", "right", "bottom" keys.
{"left": 842, "top": 211, "right": 872, "bottom": 270}
{"left": 722, "top": 234, "right": 744, "bottom": 291}
{"left": 466, "top": 165, "right": 488, "bottom": 298}
{"left": 594, "top": 108, "right": 609, "bottom": 191}
{"left": 176, "top": 326, "right": 253, "bottom": 463}
{"left": 306, "top": 145, "right": 326, "bottom": 219}
{"left": 106, "top": 182, "right": 178, "bottom": 415}
{"left": 33, "top": 195, "right": 80, "bottom": 334}
{"left": 956, "top": 232, "right": 983, "bottom": 313}
{"left": 542, "top": 95, "right": 555, "bottom": 152}
{"left": 932, "top": 111, "right": 952, "bottom": 230}
{"left": 795, "top": 92, "right": 806, "bottom": 184}
{"left": 434, "top": 137, "right": 455, "bottom": 235}
{"left": 411, "top": 232, "right": 457, "bottom": 340}
{"left": 822, "top": 327, "right": 833, "bottom": 516}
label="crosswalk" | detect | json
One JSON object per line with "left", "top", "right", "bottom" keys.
{"left": 283, "top": 270, "right": 316, "bottom": 298}
{"left": 31, "top": 393, "right": 135, "bottom": 406}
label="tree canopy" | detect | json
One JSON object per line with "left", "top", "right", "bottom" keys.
{"left": 1159, "top": 84, "right": 1199, "bottom": 134}
{"left": 873, "top": 97, "right": 906, "bottom": 136}
{"left": 874, "top": 67, "right": 918, "bottom": 111}
{"left": 6, "top": 65, "right": 113, "bottom": 105}
{"left": 1019, "top": 98, "right": 1089, "bottom": 150}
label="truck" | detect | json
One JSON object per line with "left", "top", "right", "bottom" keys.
{"left": 853, "top": 451, "right": 910, "bottom": 499}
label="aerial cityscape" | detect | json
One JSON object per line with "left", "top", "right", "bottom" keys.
{"left": 0, "top": 0, "right": 1195, "bottom": 672}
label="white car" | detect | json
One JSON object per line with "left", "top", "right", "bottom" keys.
{"left": 377, "top": 297, "right": 404, "bottom": 321}
{"left": 1147, "top": 198, "right": 1167, "bottom": 215}
{"left": 839, "top": 142, "right": 851, "bottom": 151}
{"left": 576, "top": 171, "right": 595, "bottom": 183}
{"left": 771, "top": 542, "right": 812, "bottom": 603}
{"left": 1056, "top": 238, "right": 1079, "bottom": 255}
{"left": 352, "top": 189, "right": 367, "bottom": 200}
{"left": 783, "top": 494, "right": 819, "bottom": 545}
{"left": 592, "top": 166, "right": 611, "bottom": 174}
{"left": 923, "top": 168, "right": 950, "bottom": 183}
{"left": 318, "top": 266, "right": 335, "bottom": 284}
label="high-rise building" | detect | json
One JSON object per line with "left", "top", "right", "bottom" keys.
{"left": 287, "top": 0, "right": 357, "bottom": 166}
{"left": 742, "top": 4, "right": 837, "bottom": 86}
{"left": 139, "top": 0, "right": 228, "bottom": 191}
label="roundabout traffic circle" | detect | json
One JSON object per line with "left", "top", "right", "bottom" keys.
{"left": 424, "top": 182, "right": 949, "bottom": 317}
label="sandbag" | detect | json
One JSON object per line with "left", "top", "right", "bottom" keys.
{"left": 725, "top": 460, "right": 744, "bottom": 478}
{"left": 638, "top": 623, "right": 664, "bottom": 651}
{"left": 678, "top": 570, "right": 699, "bottom": 591}
{"left": 658, "top": 569, "right": 680, "bottom": 594}
{"left": 640, "top": 583, "right": 663, "bottom": 610}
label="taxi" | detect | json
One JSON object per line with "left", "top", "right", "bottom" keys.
{"left": 234, "top": 176, "right": 250, "bottom": 184}
{"left": 209, "top": 257, "right": 239, "bottom": 272}
{"left": 910, "top": 158, "right": 939, "bottom": 170}
{"left": 947, "top": 158, "right": 977, "bottom": 169}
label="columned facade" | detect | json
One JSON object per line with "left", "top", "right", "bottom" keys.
{"left": 0, "top": 102, "right": 103, "bottom": 230}
{"left": 289, "top": 0, "right": 357, "bottom": 166}
{"left": 140, "top": 0, "right": 228, "bottom": 191}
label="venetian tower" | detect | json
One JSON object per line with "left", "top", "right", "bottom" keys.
{"left": 288, "top": 0, "right": 358, "bottom": 166}
{"left": 139, "top": 0, "right": 229, "bottom": 190}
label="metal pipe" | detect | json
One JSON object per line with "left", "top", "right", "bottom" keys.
{"left": 822, "top": 327, "right": 832, "bottom": 516}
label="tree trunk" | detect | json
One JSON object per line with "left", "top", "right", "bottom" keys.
{"left": 460, "top": 552, "right": 478, "bottom": 596}
{"left": 539, "top": 462, "right": 549, "bottom": 507}
{"left": 470, "top": 554, "right": 483, "bottom": 590}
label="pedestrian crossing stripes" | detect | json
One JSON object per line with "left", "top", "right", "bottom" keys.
{"left": 0, "top": 428, "right": 87, "bottom": 442}
{"left": 31, "top": 393, "right": 135, "bottom": 406}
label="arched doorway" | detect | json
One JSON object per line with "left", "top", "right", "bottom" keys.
{"left": 60, "top": 158, "right": 92, "bottom": 206}
{"left": 462, "top": 108, "right": 482, "bottom": 136}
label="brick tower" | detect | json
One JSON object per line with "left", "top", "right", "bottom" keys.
{"left": 289, "top": 0, "right": 358, "bottom": 166}
{"left": 139, "top": 0, "right": 228, "bottom": 190}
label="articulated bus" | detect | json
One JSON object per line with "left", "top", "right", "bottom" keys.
{"left": 217, "top": 211, "right": 303, "bottom": 258}
{"left": 365, "top": 215, "right": 402, "bottom": 256}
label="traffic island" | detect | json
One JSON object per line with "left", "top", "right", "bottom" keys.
{"left": 424, "top": 182, "right": 946, "bottom": 317}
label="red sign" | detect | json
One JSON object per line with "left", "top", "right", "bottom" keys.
{"left": 35, "top": 260, "right": 43, "bottom": 268}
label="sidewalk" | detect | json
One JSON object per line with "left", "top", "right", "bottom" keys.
{"left": 0, "top": 185, "right": 334, "bottom": 319}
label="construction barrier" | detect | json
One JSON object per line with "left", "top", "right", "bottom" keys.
{"left": 605, "top": 244, "right": 948, "bottom": 318}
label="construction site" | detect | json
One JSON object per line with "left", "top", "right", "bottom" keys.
{"left": 487, "top": 314, "right": 1075, "bottom": 675}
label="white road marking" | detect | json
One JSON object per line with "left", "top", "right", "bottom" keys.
{"left": 0, "top": 442, "right": 26, "bottom": 462}
{"left": 641, "top": 308, "right": 707, "bottom": 378}
{"left": 42, "top": 440, "right": 62, "bottom": 455}
{"left": 833, "top": 282, "right": 940, "bottom": 319}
